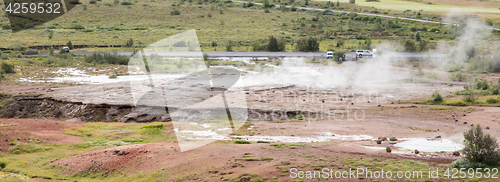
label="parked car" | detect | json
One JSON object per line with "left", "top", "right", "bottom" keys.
{"left": 62, "top": 46, "right": 70, "bottom": 53}
{"left": 326, "top": 51, "right": 333, "bottom": 59}
{"left": 356, "top": 50, "right": 373, "bottom": 58}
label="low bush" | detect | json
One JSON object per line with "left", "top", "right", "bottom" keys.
{"left": 140, "top": 124, "right": 164, "bottom": 129}
{"left": 449, "top": 72, "right": 467, "bottom": 82}
{"left": 25, "top": 49, "right": 39, "bottom": 55}
{"left": 486, "top": 98, "right": 499, "bottom": 104}
{"left": 83, "top": 52, "right": 129, "bottom": 65}
{"left": 431, "top": 91, "right": 443, "bottom": 102}
{"left": 234, "top": 140, "right": 251, "bottom": 144}
{"left": 121, "top": 1, "right": 132, "bottom": 5}
{"left": 1, "top": 62, "right": 15, "bottom": 74}
{"left": 171, "top": 9, "right": 181, "bottom": 15}
{"left": 8, "top": 143, "right": 52, "bottom": 154}
{"left": 451, "top": 158, "right": 486, "bottom": 169}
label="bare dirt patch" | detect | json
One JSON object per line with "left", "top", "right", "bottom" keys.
{"left": 0, "top": 118, "right": 84, "bottom": 153}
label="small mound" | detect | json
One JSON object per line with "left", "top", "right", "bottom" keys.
{"left": 52, "top": 143, "right": 176, "bottom": 175}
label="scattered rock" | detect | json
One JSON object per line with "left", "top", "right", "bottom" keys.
{"left": 463, "top": 122, "right": 467, "bottom": 124}
{"left": 351, "top": 102, "right": 354, "bottom": 105}
{"left": 415, "top": 150, "right": 419, "bottom": 154}
{"left": 386, "top": 147, "right": 392, "bottom": 153}
{"left": 455, "top": 120, "right": 458, "bottom": 122}
{"left": 463, "top": 114, "right": 466, "bottom": 116}
{"left": 322, "top": 100, "right": 324, "bottom": 103}
{"left": 378, "top": 137, "right": 387, "bottom": 141}
{"left": 435, "top": 135, "right": 441, "bottom": 139}
{"left": 113, "top": 149, "right": 129, "bottom": 156}
{"left": 389, "top": 137, "right": 397, "bottom": 141}
{"left": 452, "top": 115, "right": 455, "bottom": 117}
{"left": 378, "top": 105, "right": 381, "bottom": 107}
{"left": 391, "top": 102, "right": 394, "bottom": 104}
{"left": 471, "top": 124, "right": 474, "bottom": 126}
{"left": 367, "top": 101, "right": 370, "bottom": 103}
{"left": 453, "top": 151, "right": 460, "bottom": 156}
{"left": 486, "top": 127, "right": 490, "bottom": 129}
{"left": 376, "top": 140, "right": 382, "bottom": 144}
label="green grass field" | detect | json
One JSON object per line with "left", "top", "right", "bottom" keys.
{"left": 0, "top": 0, "right": 495, "bottom": 53}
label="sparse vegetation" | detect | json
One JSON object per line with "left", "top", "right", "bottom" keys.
{"left": 234, "top": 140, "right": 251, "bottom": 144}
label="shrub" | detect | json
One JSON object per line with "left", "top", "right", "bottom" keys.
{"left": 171, "top": 9, "right": 181, "bottom": 15}
{"left": 126, "top": 38, "right": 134, "bottom": 47}
{"left": 2, "top": 24, "right": 11, "bottom": 30}
{"left": 449, "top": 72, "right": 467, "bottom": 82}
{"left": 83, "top": 52, "right": 129, "bottom": 65}
{"left": 70, "top": 24, "right": 85, "bottom": 29}
{"left": 25, "top": 49, "right": 39, "bottom": 55}
{"left": 333, "top": 51, "right": 345, "bottom": 61}
{"left": 267, "top": 36, "right": 286, "bottom": 52}
{"left": 89, "top": 0, "right": 97, "bottom": 4}
{"left": 226, "top": 40, "right": 233, "bottom": 52}
{"left": 451, "top": 158, "right": 487, "bottom": 169}
{"left": 462, "top": 125, "right": 500, "bottom": 167}
{"left": 251, "top": 41, "right": 267, "bottom": 51}
{"left": 234, "top": 140, "right": 251, "bottom": 144}
{"left": 431, "top": 91, "right": 443, "bottom": 102}
{"left": 121, "top": 1, "right": 132, "bottom": 5}
{"left": 295, "top": 37, "right": 320, "bottom": 52}
{"left": 475, "top": 79, "right": 489, "bottom": 90}
{"left": 1, "top": 62, "right": 15, "bottom": 74}
{"left": 404, "top": 40, "right": 416, "bottom": 52}
{"left": 349, "top": 0, "right": 355, "bottom": 3}
{"left": 0, "top": 161, "right": 6, "bottom": 169}
{"left": 463, "top": 92, "right": 476, "bottom": 103}
{"left": 66, "top": 40, "right": 74, "bottom": 50}
{"left": 486, "top": 98, "right": 499, "bottom": 104}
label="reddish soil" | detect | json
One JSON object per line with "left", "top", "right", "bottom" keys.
{"left": 0, "top": 118, "right": 84, "bottom": 152}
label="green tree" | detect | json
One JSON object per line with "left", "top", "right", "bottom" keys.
{"left": 404, "top": 40, "right": 416, "bottom": 52}
{"left": 226, "top": 40, "right": 233, "bottom": 52}
{"left": 463, "top": 125, "right": 500, "bottom": 166}
{"left": 267, "top": 36, "right": 286, "bottom": 52}
{"left": 66, "top": 41, "right": 74, "bottom": 50}
{"left": 203, "top": 53, "right": 211, "bottom": 68}
{"left": 295, "top": 37, "right": 320, "bottom": 52}
{"left": 49, "top": 46, "right": 54, "bottom": 55}
{"left": 467, "top": 46, "right": 476, "bottom": 59}
{"left": 415, "top": 32, "right": 421, "bottom": 41}
{"left": 349, "top": 0, "right": 355, "bottom": 4}
{"left": 364, "top": 38, "right": 372, "bottom": 50}
{"left": 304, "top": 0, "right": 308, "bottom": 5}
{"left": 0, "top": 62, "right": 15, "bottom": 74}
{"left": 48, "top": 30, "right": 54, "bottom": 39}
{"left": 126, "top": 38, "right": 134, "bottom": 47}
{"left": 263, "top": 0, "right": 270, "bottom": 8}
{"left": 419, "top": 39, "right": 428, "bottom": 51}
{"left": 337, "top": 0, "right": 339, "bottom": 6}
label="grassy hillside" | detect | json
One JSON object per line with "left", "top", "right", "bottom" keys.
{"left": 1, "top": 0, "right": 496, "bottom": 52}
